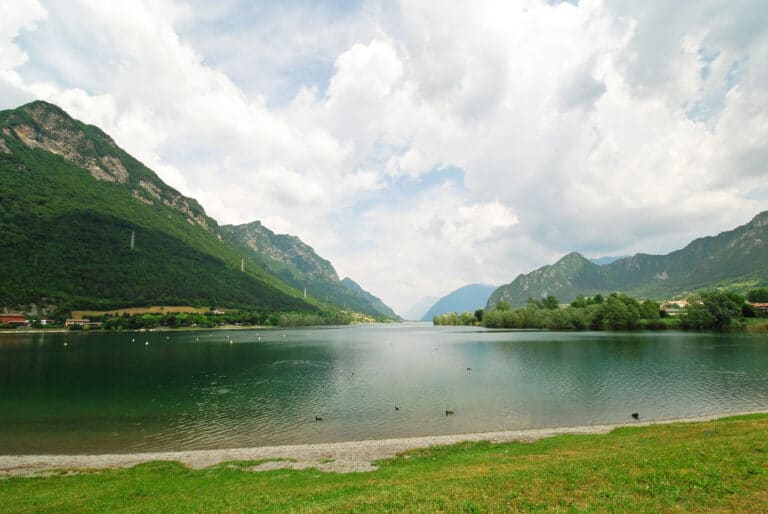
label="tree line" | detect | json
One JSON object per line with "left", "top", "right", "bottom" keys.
{"left": 433, "top": 289, "right": 768, "bottom": 331}
{"left": 59, "top": 309, "right": 354, "bottom": 331}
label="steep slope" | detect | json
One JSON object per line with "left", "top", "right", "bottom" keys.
{"left": 421, "top": 284, "right": 497, "bottom": 321}
{"left": 488, "top": 212, "right": 768, "bottom": 308}
{"left": 222, "top": 222, "right": 400, "bottom": 320}
{"left": 0, "top": 101, "right": 311, "bottom": 313}
{"left": 340, "top": 278, "right": 400, "bottom": 320}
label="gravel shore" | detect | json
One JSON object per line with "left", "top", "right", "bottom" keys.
{"left": 1, "top": 411, "right": 765, "bottom": 476}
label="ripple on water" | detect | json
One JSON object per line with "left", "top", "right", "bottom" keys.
{"left": 2, "top": 327, "right": 767, "bottom": 454}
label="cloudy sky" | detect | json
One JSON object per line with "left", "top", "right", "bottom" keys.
{"left": 2, "top": 0, "right": 767, "bottom": 315}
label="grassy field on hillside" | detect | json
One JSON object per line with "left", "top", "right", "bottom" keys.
{"left": 1, "top": 414, "right": 766, "bottom": 512}
{"left": 70, "top": 306, "right": 223, "bottom": 319}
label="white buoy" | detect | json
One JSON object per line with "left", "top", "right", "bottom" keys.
{"left": 145, "top": 341, "right": 149, "bottom": 346}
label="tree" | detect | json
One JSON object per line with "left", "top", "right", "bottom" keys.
{"left": 595, "top": 294, "right": 641, "bottom": 329}
{"left": 542, "top": 295, "right": 559, "bottom": 310}
{"left": 747, "top": 288, "right": 768, "bottom": 303}
{"left": 474, "top": 309, "right": 484, "bottom": 322}
{"left": 526, "top": 298, "right": 543, "bottom": 309}
{"left": 639, "top": 300, "right": 661, "bottom": 320}
{"left": 495, "top": 300, "right": 510, "bottom": 311}
{"left": 682, "top": 292, "right": 742, "bottom": 330}
{"left": 570, "top": 295, "right": 588, "bottom": 308}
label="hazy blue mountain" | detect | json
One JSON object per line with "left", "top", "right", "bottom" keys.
{"left": 422, "top": 284, "right": 497, "bottom": 321}
{"left": 403, "top": 296, "right": 439, "bottom": 321}
{"left": 488, "top": 211, "right": 768, "bottom": 308}
{"left": 590, "top": 256, "right": 629, "bottom": 266}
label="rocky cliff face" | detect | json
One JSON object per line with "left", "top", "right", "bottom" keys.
{"left": 223, "top": 221, "right": 339, "bottom": 282}
{"left": 1, "top": 101, "right": 216, "bottom": 234}
{"left": 0, "top": 100, "right": 311, "bottom": 312}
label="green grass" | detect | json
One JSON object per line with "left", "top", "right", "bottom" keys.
{"left": 2, "top": 415, "right": 767, "bottom": 512}
{"left": 743, "top": 319, "right": 768, "bottom": 333}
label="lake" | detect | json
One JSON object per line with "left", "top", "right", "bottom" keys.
{"left": 1, "top": 323, "right": 766, "bottom": 454}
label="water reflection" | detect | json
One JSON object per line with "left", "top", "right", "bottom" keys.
{"left": 0, "top": 324, "right": 766, "bottom": 454}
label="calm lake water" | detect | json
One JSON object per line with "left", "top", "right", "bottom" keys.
{"left": 1, "top": 323, "right": 767, "bottom": 454}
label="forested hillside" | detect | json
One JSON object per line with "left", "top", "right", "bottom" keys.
{"left": 488, "top": 212, "right": 768, "bottom": 308}
{"left": 0, "top": 101, "right": 313, "bottom": 313}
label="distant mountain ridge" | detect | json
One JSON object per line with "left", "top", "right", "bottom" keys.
{"left": 340, "top": 278, "right": 400, "bottom": 320}
{"left": 223, "top": 222, "right": 399, "bottom": 319}
{"left": 488, "top": 212, "right": 768, "bottom": 308}
{"left": 0, "top": 100, "right": 397, "bottom": 318}
{"left": 403, "top": 296, "right": 438, "bottom": 321}
{"left": 422, "top": 284, "right": 497, "bottom": 321}
{"left": 590, "top": 256, "right": 629, "bottom": 266}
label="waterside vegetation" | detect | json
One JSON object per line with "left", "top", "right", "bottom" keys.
{"left": 435, "top": 289, "right": 768, "bottom": 332}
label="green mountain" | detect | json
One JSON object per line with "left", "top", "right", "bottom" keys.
{"left": 0, "top": 101, "right": 314, "bottom": 314}
{"left": 421, "top": 284, "right": 496, "bottom": 321}
{"left": 222, "top": 222, "right": 399, "bottom": 319}
{"left": 340, "top": 278, "right": 400, "bottom": 320}
{"left": 488, "top": 211, "right": 768, "bottom": 308}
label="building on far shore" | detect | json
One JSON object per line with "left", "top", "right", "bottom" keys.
{"left": 0, "top": 313, "right": 28, "bottom": 326}
{"left": 64, "top": 319, "right": 102, "bottom": 328}
{"left": 660, "top": 299, "right": 689, "bottom": 317}
{"left": 747, "top": 302, "right": 768, "bottom": 313}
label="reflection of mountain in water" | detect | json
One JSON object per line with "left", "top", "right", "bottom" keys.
{"left": 1, "top": 326, "right": 766, "bottom": 453}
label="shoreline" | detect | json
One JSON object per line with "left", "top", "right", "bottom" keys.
{"left": 2, "top": 410, "right": 765, "bottom": 476}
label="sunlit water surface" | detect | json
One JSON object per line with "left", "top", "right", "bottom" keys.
{"left": 1, "top": 323, "right": 766, "bottom": 454}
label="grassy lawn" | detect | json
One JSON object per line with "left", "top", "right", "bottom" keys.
{"left": 1, "top": 414, "right": 766, "bottom": 512}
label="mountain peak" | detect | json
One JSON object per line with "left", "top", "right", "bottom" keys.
{"left": 553, "top": 251, "right": 594, "bottom": 270}
{"left": 1, "top": 101, "right": 216, "bottom": 232}
{"left": 487, "top": 211, "right": 768, "bottom": 308}
{"left": 750, "top": 210, "right": 768, "bottom": 227}
{"left": 557, "top": 251, "right": 588, "bottom": 263}
{"left": 3, "top": 100, "right": 124, "bottom": 183}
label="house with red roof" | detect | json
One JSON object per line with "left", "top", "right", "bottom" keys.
{"left": 0, "top": 314, "right": 28, "bottom": 326}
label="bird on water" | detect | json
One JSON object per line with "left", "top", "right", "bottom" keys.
{"left": 445, "top": 410, "right": 455, "bottom": 416}
{"left": 631, "top": 412, "right": 639, "bottom": 419}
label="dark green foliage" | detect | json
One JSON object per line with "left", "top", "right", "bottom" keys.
{"left": 747, "top": 288, "right": 768, "bottom": 302}
{"left": 439, "top": 293, "right": 694, "bottom": 331}
{"left": 432, "top": 311, "right": 479, "bottom": 326}
{"left": 681, "top": 292, "right": 743, "bottom": 330}
{"left": 639, "top": 300, "right": 661, "bottom": 319}
{"left": 594, "top": 294, "right": 641, "bottom": 330}
{"left": 0, "top": 101, "right": 313, "bottom": 314}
